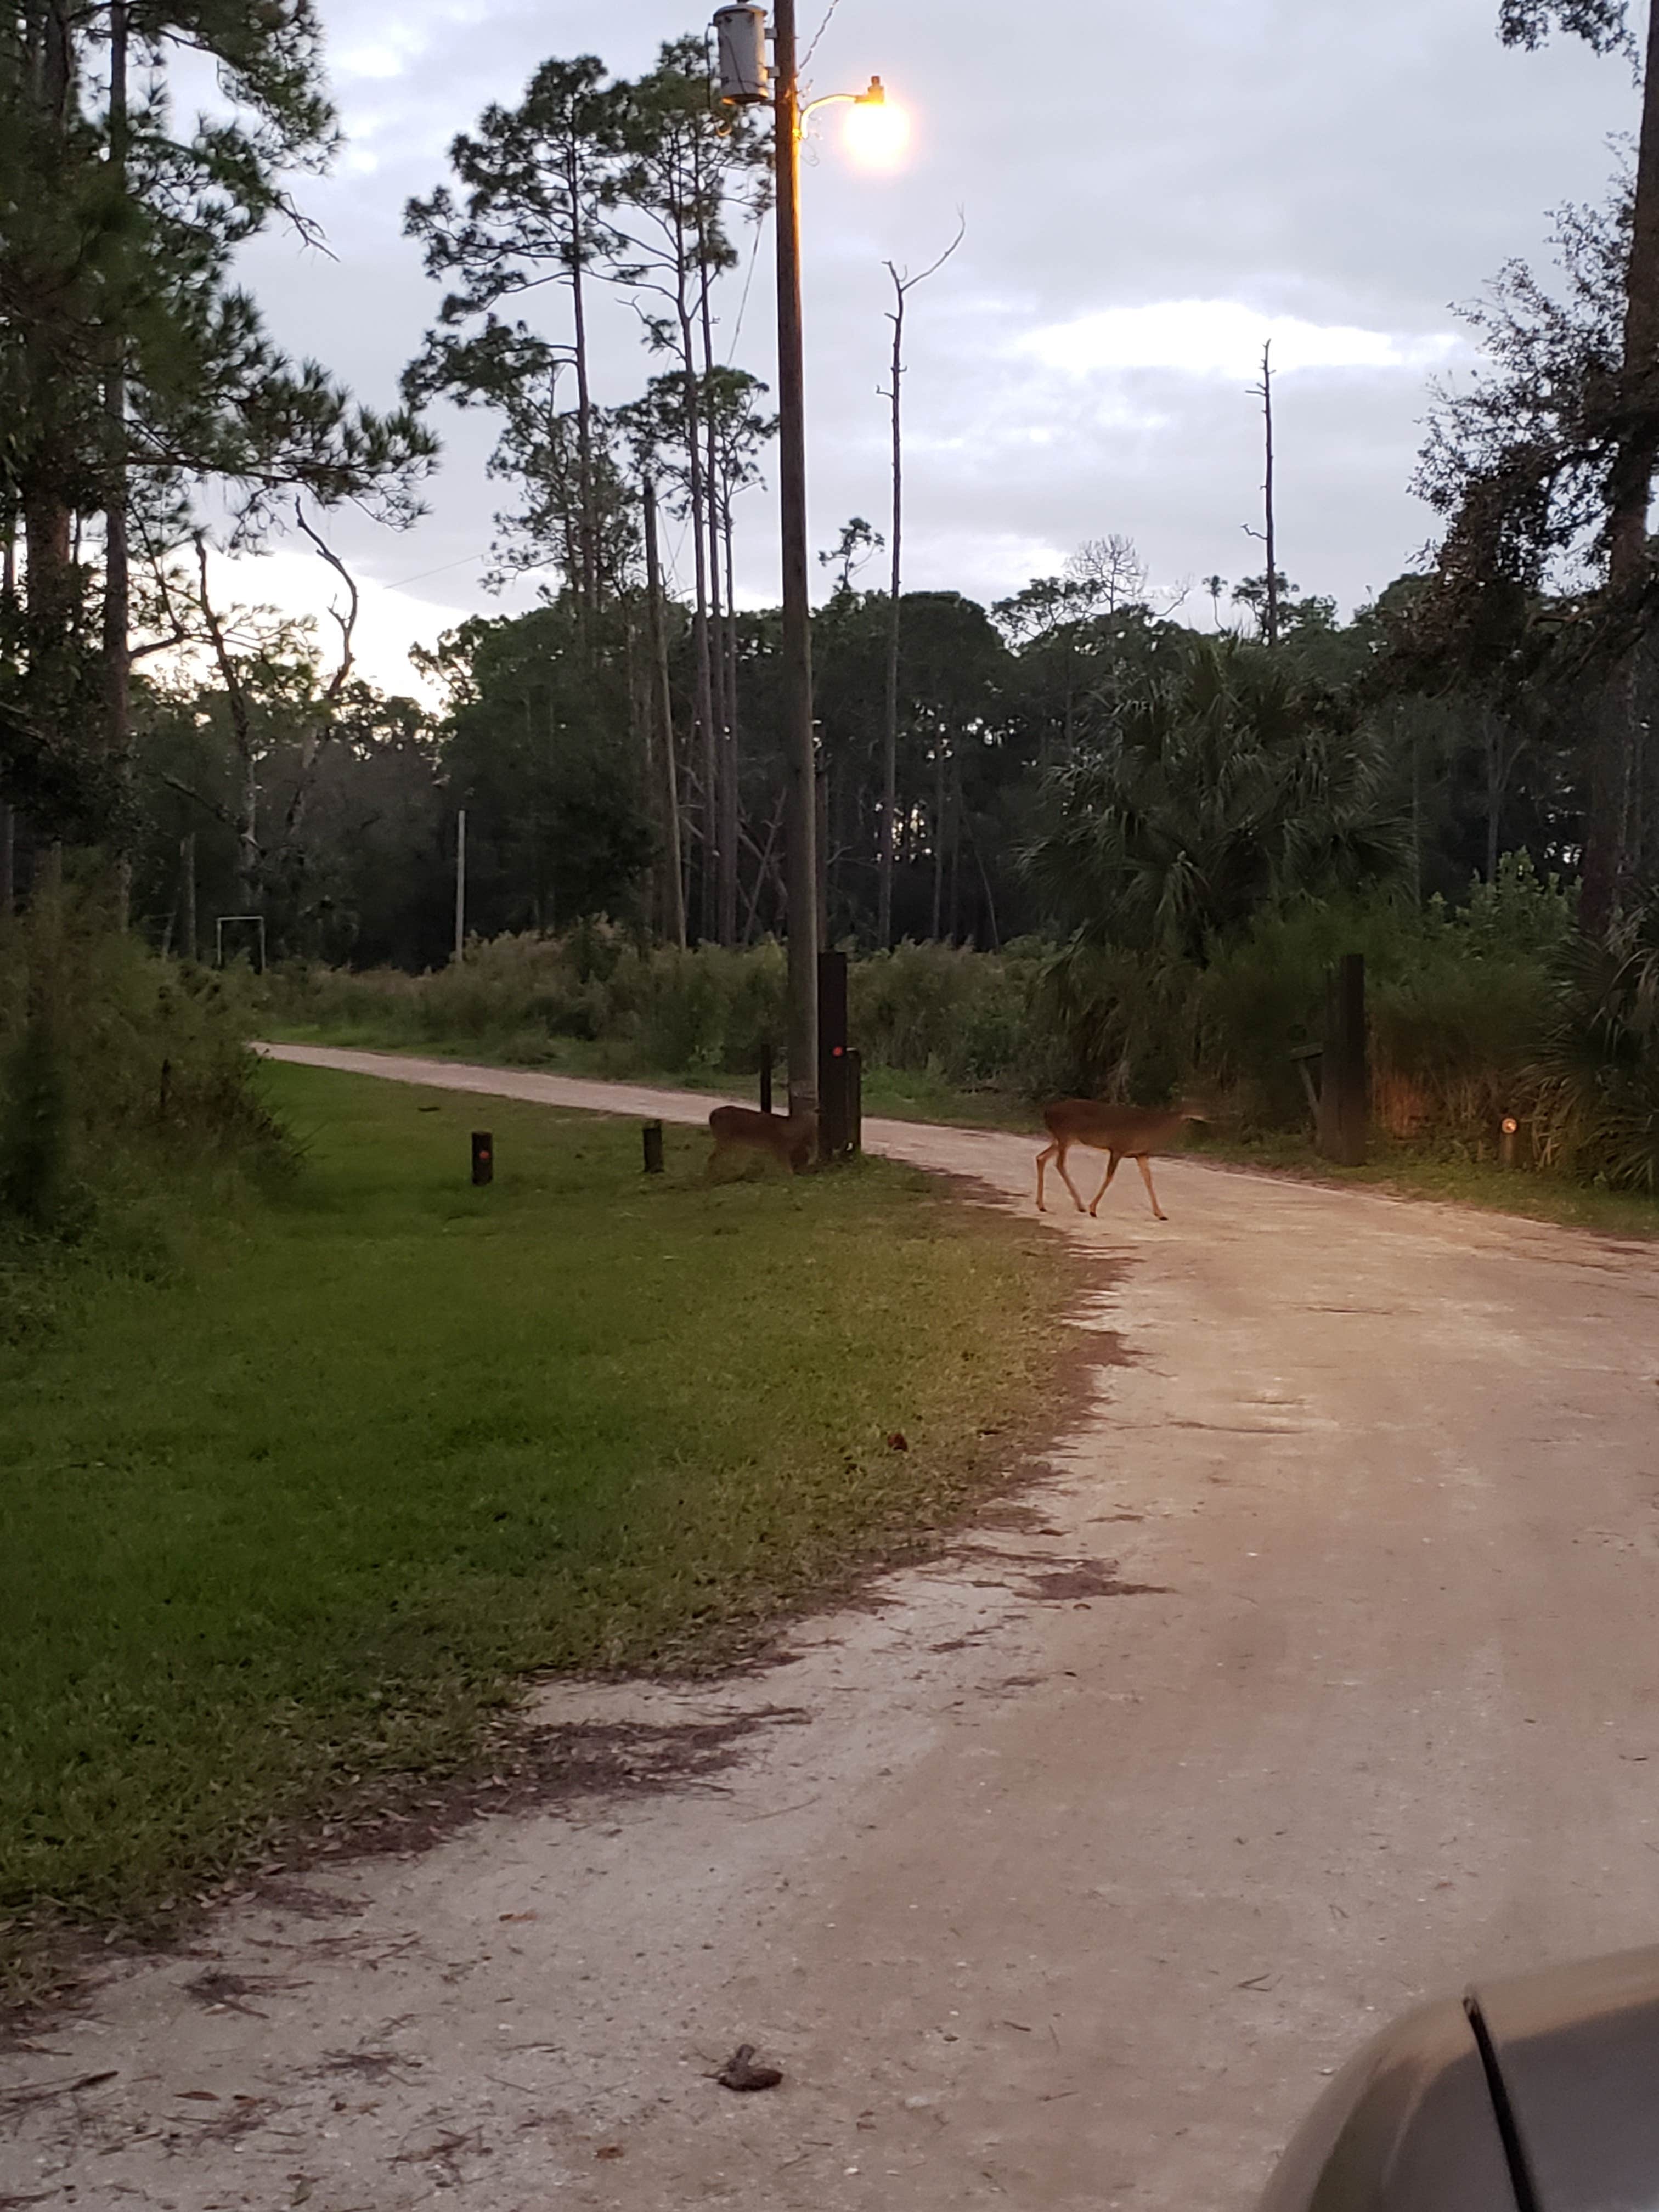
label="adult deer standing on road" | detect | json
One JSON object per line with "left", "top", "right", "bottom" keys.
{"left": 1035, "top": 1100, "right": 1207, "bottom": 1221}
{"left": 707, "top": 1104, "right": 817, "bottom": 1178}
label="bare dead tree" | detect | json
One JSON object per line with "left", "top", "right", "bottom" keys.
{"left": 878, "top": 213, "right": 965, "bottom": 948}
{"left": 277, "top": 505, "right": 360, "bottom": 859}
{"left": 160, "top": 523, "right": 356, "bottom": 913}
{"left": 1244, "top": 340, "right": 1279, "bottom": 647}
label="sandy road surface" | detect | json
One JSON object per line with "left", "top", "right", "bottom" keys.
{"left": 6, "top": 1043, "right": 1659, "bottom": 2210}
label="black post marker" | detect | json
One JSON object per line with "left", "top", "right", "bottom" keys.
{"left": 643, "top": 1120, "right": 664, "bottom": 1174}
{"left": 472, "top": 1131, "right": 493, "bottom": 1186}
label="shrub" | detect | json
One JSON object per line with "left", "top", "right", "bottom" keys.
{"left": 0, "top": 887, "right": 292, "bottom": 1247}
{"left": 0, "top": 995, "right": 70, "bottom": 1231}
{"left": 257, "top": 863, "right": 1659, "bottom": 1193}
{"left": 850, "top": 941, "right": 1045, "bottom": 1086}
{"left": 1530, "top": 909, "right": 1659, "bottom": 1189}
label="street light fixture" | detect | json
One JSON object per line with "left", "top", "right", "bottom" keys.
{"left": 830, "top": 77, "right": 911, "bottom": 171}
{"left": 711, "top": 3, "right": 903, "bottom": 1126}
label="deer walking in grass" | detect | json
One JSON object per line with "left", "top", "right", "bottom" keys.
{"left": 707, "top": 1104, "right": 817, "bottom": 1178}
{"left": 1035, "top": 1100, "right": 1207, "bottom": 1221}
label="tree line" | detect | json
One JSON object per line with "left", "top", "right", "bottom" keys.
{"left": 4, "top": 3, "right": 1659, "bottom": 973}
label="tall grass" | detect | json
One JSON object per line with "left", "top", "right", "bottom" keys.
{"left": 261, "top": 856, "right": 1659, "bottom": 1188}
{"left": 0, "top": 888, "right": 291, "bottom": 1336}
{"left": 269, "top": 929, "right": 1059, "bottom": 1092}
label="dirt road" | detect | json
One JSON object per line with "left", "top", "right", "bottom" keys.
{"left": 6, "top": 1043, "right": 1659, "bottom": 2210}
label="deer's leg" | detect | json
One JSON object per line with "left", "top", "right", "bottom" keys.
{"left": 1087, "top": 1151, "right": 1120, "bottom": 1217}
{"left": 1035, "top": 1141, "right": 1057, "bottom": 1211}
{"left": 1054, "top": 1141, "right": 1089, "bottom": 1214}
{"left": 1136, "top": 1153, "right": 1167, "bottom": 1220}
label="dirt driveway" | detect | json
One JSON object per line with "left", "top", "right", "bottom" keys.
{"left": 5, "top": 1043, "right": 1659, "bottom": 2211}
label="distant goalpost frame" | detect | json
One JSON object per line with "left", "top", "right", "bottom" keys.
{"left": 215, "top": 915, "right": 267, "bottom": 974}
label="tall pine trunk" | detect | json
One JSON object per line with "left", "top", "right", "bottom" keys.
{"left": 675, "top": 313, "right": 717, "bottom": 940}
{"left": 103, "top": 0, "right": 133, "bottom": 925}
{"left": 720, "top": 489, "right": 741, "bottom": 945}
{"left": 564, "top": 135, "right": 599, "bottom": 620}
{"left": 21, "top": 0, "right": 80, "bottom": 795}
{"left": 643, "top": 478, "right": 687, "bottom": 947}
{"left": 1583, "top": 0, "right": 1659, "bottom": 931}
{"left": 696, "top": 248, "right": 735, "bottom": 942}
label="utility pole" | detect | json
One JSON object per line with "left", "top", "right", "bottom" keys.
{"left": 454, "top": 808, "right": 467, "bottom": 962}
{"left": 771, "top": 0, "right": 819, "bottom": 1120}
{"left": 714, "top": 4, "right": 898, "bottom": 1114}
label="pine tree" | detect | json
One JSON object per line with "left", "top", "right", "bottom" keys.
{"left": 1496, "top": 0, "right": 1659, "bottom": 924}
{"left": 1, "top": 0, "right": 436, "bottom": 846}
{"left": 404, "top": 55, "right": 628, "bottom": 619}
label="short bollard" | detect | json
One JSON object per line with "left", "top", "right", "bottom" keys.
{"left": 471, "top": 1131, "right": 493, "bottom": 1186}
{"left": 1500, "top": 1114, "right": 1519, "bottom": 1170}
{"left": 759, "top": 1039, "right": 773, "bottom": 1116}
{"left": 643, "top": 1120, "right": 664, "bottom": 1175}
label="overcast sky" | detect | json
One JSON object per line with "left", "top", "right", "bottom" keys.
{"left": 226, "top": 0, "right": 1641, "bottom": 693}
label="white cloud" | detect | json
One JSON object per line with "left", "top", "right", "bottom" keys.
{"left": 204, "top": 548, "right": 471, "bottom": 705}
{"left": 1017, "top": 300, "right": 1464, "bottom": 381}
{"left": 228, "top": 0, "right": 1635, "bottom": 634}
{"left": 332, "top": 21, "right": 434, "bottom": 82}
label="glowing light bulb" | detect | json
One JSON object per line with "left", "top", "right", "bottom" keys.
{"left": 842, "top": 79, "right": 910, "bottom": 171}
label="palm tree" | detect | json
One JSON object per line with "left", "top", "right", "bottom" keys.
{"left": 1023, "top": 633, "right": 1406, "bottom": 962}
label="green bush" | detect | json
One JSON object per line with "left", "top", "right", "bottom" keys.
{"left": 257, "top": 860, "right": 1659, "bottom": 1192}
{"left": 0, "top": 888, "right": 293, "bottom": 1330}
{"left": 1530, "top": 909, "right": 1659, "bottom": 1189}
{"left": 1032, "top": 864, "right": 1576, "bottom": 1153}
{"left": 849, "top": 940, "right": 1048, "bottom": 1085}
{"left": 0, "top": 992, "right": 70, "bottom": 1230}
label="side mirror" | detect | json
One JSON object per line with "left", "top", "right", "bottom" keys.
{"left": 1257, "top": 1944, "right": 1659, "bottom": 2212}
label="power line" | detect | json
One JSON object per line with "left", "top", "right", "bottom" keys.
{"left": 382, "top": 549, "right": 489, "bottom": 590}
{"left": 799, "top": 0, "right": 841, "bottom": 74}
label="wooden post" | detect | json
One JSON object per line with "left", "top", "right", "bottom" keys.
{"left": 1316, "top": 955, "right": 1367, "bottom": 1166}
{"left": 817, "top": 949, "right": 848, "bottom": 1160}
{"left": 759, "top": 1037, "right": 773, "bottom": 1116}
{"left": 643, "top": 1120, "right": 664, "bottom": 1175}
{"left": 1291, "top": 1045, "right": 1322, "bottom": 1130}
{"left": 471, "top": 1130, "right": 493, "bottom": 1186}
{"left": 1500, "top": 1115, "right": 1519, "bottom": 1170}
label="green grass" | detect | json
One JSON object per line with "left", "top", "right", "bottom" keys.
{"left": 0, "top": 1062, "right": 1074, "bottom": 1973}
{"left": 262, "top": 1015, "right": 1036, "bottom": 1130}
{"left": 263, "top": 1017, "right": 1659, "bottom": 1237}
